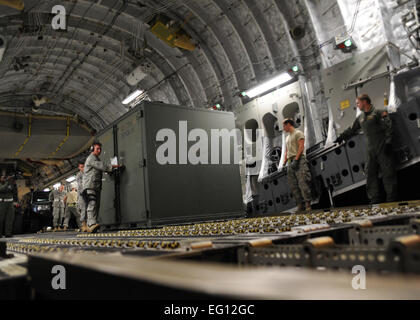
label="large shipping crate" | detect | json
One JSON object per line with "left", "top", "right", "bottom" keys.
{"left": 96, "top": 102, "right": 243, "bottom": 229}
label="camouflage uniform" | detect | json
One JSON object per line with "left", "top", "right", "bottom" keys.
{"left": 287, "top": 158, "right": 312, "bottom": 205}
{"left": 82, "top": 153, "right": 112, "bottom": 227}
{"left": 286, "top": 129, "right": 312, "bottom": 206}
{"left": 76, "top": 171, "right": 87, "bottom": 223}
{"left": 338, "top": 106, "right": 397, "bottom": 203}
{"left": 49, "top": 189, "right": 65, "bottom": 227}
{"left": 0, "top": 179, "right": 15, "bottom": 237}
{"left": 63, "top": 190, "right": 81, "bottom": 228}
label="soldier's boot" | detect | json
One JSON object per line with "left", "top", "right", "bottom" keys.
{"left": 62, "top": 226, "right": 68, "bottom": 231}
{"left": 88, "top": 224, "right": 100, "bottom": 233}
{"left": 297, "top": 203, "right": 304, "bottom": 212}
{"left": 305, "top": 201, "right": 312, "bottom": 212}
{"left": 80, "top": 221, "right": 88, "bottom": 232}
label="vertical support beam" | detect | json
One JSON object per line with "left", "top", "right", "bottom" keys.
{"left": 113, "top": 125, "right": 121, "bottom": 225}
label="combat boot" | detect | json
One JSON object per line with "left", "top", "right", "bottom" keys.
{"left": 88, "top": 224, "right": 100, "bottom": 233}
{"left": 297, "top": 203, "right": 304, "bottom": 212}
{"left": 305, "top": 201, "right": 312, "bottom": 212}
{"left": 62, "top": 226, "right": 68, "bottom": 231}
{"left": 80, "top": 221, "right": 88, "bottom": 232}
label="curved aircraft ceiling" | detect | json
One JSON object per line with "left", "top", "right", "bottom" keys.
{"left": 0, "top": 0, "right": 321, "bottom": 130}
{"left": 0, "top": 0, "right": 418, "bottom": 132}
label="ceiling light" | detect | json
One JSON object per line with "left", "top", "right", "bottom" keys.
{"left": 53, "top": 183, "right": 61, "bottom": 189}
{"left": 66, "top": 176, "right": 76, "bottom": 183}
{"left": 334, "top": 35, "right": 357, "bottom": 53}
{"left": 43, "top": 188, "right": 50, "bottom": 192}
{"left": 245, "top": 73, "right": 293, "bottom": 98}
{"left": 210, "top": 103, "right": 223, "bottom": 111}
{"left": 344, "top": 39, "right": 353, "bottom": 47}
{"left": 122, "top": 89, "right": 144, "bottom": 105}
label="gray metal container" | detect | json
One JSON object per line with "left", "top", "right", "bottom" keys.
{"left": 97, "top": 102, "right": 244, "bottom": 229}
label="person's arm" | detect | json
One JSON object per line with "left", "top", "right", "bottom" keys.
{"left": 48, "top": 191, "right": 53, "bottom": 202}
{"left": 283, "top": 148, "right": 288, "bottom": 166}
{"left": 87, "top": 157, "right": 113, "bottom": 173}
{"left": 76, "top": 174, "right": 84, "bottom": 194}
{"left": 380, "top": 111, "right": 393, "bottom": 144}
{"left": 295, "top": 139, "right": 305, "bottom": 161}
{"left": 63, "top": 195, "right": 68, "bottom": 206}
{"left": 337, "top": 117, "right": 362, "bottom": 142}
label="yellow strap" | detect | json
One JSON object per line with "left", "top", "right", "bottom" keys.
{"left": 51, "top": 117, "right": 70, "bottom": 157}
{"left": 0, "top": 0, "right": 24, "bottom": 11}
{"left": 14, "top": 115, "right": 32, "bottom": 157}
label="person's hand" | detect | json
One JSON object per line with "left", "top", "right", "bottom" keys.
{"left": 112, "top": 165, "right": 126, "bottom": 174}
{"left": 384, "top": 143, "right": 393, "bottom": 155}
{"left": 291, "top": 159, "right": 299, "bottom": 171}
{"left": 334, "top": 136, "right": 345, "bottom": 144}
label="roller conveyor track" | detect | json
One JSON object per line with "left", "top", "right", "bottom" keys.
{"left": 1, "top": 200, "right": 420, "bottom": 299}
{"left": 2, "top": 202, "right": 416, "bottom": 254}
{"left": 2, "top": 201, "right": 419, "bottom": 254}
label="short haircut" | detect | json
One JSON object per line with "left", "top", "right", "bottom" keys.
{"left": 282, "top": 118, "right": 296, "bottom": 128}
{"left": 78, "top": 160, "right": 85, "bottom": 166}
{"left": 92, "top": 141, "right": 102, "bottom": 149}
{"left": 357, "top": 94, "right": 371, "bottom": 105}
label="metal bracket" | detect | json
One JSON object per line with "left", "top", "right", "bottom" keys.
{"left": 139, "top": 159, "right": 147, "bottom": 168}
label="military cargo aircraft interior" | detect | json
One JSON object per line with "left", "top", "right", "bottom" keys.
{"left": 0, "top": 0, "right": 420, "bottom": 302}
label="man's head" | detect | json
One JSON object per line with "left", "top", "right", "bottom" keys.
{"left": 59, "top": 185, "right": 64, "bottom": 192}
{"left": 282, "top": 118, "right": 296, "bottom": 133}
{"left": 0, "top": 176, "right": 6, "bottom": 183}
{"left": 91, "top": 142, "right": 102, "bottom": 156}
{"left": 78, "top": 160, "right": 85, "bottom": 172}
{"left": 356, "top": 94, "right": 372, "bottom": 112}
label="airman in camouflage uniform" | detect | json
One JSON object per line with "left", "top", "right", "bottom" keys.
{"left": 283, "top": 119, "right": 312, "bottom": 212}
{"left": 49, "top": 185, "right": 66, "bottom": 230}
{"left": 335, "top": 94, "right": 398, "bottom": 204}
{"left": 76, "top": 161, "right": 88, "bottom": 232}
{"left": 82, "top": 142, "right": 115, "bottom": 233}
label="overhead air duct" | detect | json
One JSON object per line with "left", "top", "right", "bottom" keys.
{"left": 32, "top": 95, "right": 50, "bottom": 113}
{"left": 126, "top": 63, "right": 152, "bottom": 86}
{"left": 0, "top": 0, "right": 24, "bottom": 10}
{"left": 32, "top": 95, "right": 49, "bottom": 107}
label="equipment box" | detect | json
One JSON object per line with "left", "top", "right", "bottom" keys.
{"left": 97, "top": 102, "right": 243, "bottom": 229}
